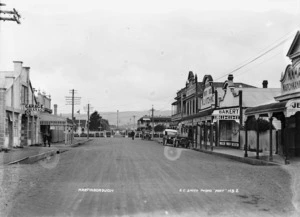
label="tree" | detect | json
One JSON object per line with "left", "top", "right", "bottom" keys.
{"left": 89, "top": 111, "right": 101, "bottom": 131}
{"left": 154, "top": 124, "right": 165, "bottom": 132}
{"left": 89, "top": 111, "right": 111, "bottom": 131}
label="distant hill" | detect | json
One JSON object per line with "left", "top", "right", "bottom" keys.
{"left": 60, "top": 110, "right": 172, "bottom": 129}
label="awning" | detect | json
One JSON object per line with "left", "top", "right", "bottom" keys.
{"left": 245, "top": 99, "right": 300, "bottom": 117}
{"left": 40, "top": 113, "right": 71, "bottom": 126}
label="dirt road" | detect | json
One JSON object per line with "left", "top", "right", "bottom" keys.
{"left": 2, "top": 138, "right": 296, "bottom": 217}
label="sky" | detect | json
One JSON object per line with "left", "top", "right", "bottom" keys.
{"left": 1, "top": 0, "right": 300, "bottom": 114}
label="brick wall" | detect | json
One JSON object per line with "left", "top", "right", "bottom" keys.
{"left": 0, "top": 88, "right": 6, "bottom": 148}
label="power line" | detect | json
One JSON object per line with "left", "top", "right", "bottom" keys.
{"left": 234, "top": 51, "right": 282, "bottom": 79}
{"left": 215, "top": 30, "right": 297, "bottom": 81}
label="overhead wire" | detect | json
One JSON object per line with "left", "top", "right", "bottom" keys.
{"left": 214, "top": 30, "right": 297, "bottom": 81}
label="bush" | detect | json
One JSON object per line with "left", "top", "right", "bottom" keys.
{"left": 246, "top": 117, "right": 274, "bottom": 133}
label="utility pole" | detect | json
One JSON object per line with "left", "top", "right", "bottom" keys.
{"left": 84, "top": 103, "right": 93, "bottom": 135}
{"left": 117, "top": 110, "right": 119, "bottom": 130}
{"left": 0, "top": 3, "right": 21, "bottom": 24}
{"left": 151, "top": 105, "right": 154, "bottom": 139}
{"left": 87, "top": 103, "right": 90, "bottom": 139}
{"left": 133, "top": 115, "right": 136, "bottom": 130}
{"left": 65, "top": 89, "right": 81, "bottom": 144}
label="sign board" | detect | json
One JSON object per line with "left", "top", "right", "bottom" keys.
{"left": 286, "top": 99, "right": 300, "bottom": 117}
{"left": 281, "top": 64, "right": 300, "bottom": 95}
{"left": 200, "top": 78, "right": 215, "bottom": 110}
{"left": 212, "top": 108, "right": 240, "bottom": 121}
{"left": 25, "top": 104, "right": 45, "bottom": 111}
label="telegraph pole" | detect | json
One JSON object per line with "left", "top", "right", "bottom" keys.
{"left": 133, "top": 115, "right": 136, "bottom": 130}
{"left": 0, "top": 3, "right": 21, "bottom": 24}
{"left": 87, "top": 104, "right": 90, "bottom": 139}
{"left": 84, "top": 103, "right": 93, "bottom": 137}
{"left": 117, "top": 110, "right": 119, "bottom": 130}
{"left": 151, "top": 105, "right": 154, "bottom": 139}
{"left": 65, "top": 89, "right": 81, "bottom": 144}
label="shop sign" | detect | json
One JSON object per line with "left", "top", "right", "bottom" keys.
{"left": 25, "top": 104, "right": 44, "bottom": 111}
{"left": 286, "top": 99, "right": 300, "bottom": 117}
{"left": 212, "top": 108, "right": 240, "bottom": 121}
{"left": 281, "top": 64, "right": 300, "bottom": 95}
{"left": 201, "top": 83, "right": 214, "bottom": 109}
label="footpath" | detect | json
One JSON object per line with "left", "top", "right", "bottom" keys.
{"left": 0, "top": 138, "right": 91, "bottom": 166}
{"left": 152, "top": 137, "right": 292, "bottom": 166}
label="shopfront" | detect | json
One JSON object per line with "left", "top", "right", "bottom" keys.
{"left": 212, "top": 108, "right": 240, "bottom": 148}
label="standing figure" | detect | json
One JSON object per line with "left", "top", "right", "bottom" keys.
{"left": 47, "top": 132, "right": 52, "bottom": 147}
{"left": 43, "top": 132, "right": 48, "bottom": 147}
{"left": 132, "top": 131, "right": 135, "bottom": 140}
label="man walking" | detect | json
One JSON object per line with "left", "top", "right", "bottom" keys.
{"left": 132, "top": 131, "right": 135, "bottom": 140}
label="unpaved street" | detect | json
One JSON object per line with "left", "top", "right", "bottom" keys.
{"left": 2, "top": 138, "right": 296, "bottom": 217}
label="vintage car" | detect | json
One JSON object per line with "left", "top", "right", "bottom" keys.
{"left": 174, "top": 136, "right": 192, "bottom": 149}
{"left": 162, "top": 129, "right": 178, "bottom": 146}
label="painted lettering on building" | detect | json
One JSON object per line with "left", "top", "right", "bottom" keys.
{"left": 286, "top": 99, "right": 300, "bottom": 117}
{"left": 281, "top": 64, "right": 300, "bottom": 94}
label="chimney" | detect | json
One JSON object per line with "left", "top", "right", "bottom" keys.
{"left": 13, "top": 61, "right": 23, "bottom": 77}
{"left": 54, "top": 104, "right": 58, "bottom": 115}
{"left": 262, "top": 80, "right": 268, "bottom": 88}
{"left": 23, "top": 67, "right": 30, "bottom": 83}
{"left": 227, "top": 74, "right": 234, "bottom": 88}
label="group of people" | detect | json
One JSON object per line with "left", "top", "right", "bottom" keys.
{"left": 43, "top": 132, "right": 52, "bottom": 147}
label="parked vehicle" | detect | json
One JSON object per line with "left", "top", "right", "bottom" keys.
{"left": 162, "top": 129, "right": 178, "bottom": 146}
{"left": 174, "top": 137, "right": 192, "bottom": 149}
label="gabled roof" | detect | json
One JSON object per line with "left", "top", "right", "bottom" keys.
{"left": 286, "top": 31, "right": 300, "bottom": 59}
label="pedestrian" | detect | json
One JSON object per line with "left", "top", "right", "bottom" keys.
{"left": 43, "top": 132, "right": 48, "bottom": 147}
{"left": 132, "top": 131, "right": 135, "bottom": 140}
{"left": 47, "top": 132, "right": 52, "bottom": 147}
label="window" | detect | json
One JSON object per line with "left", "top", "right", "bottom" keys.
{"left": 21, "top": 85, "right": 28, "bottom": 105}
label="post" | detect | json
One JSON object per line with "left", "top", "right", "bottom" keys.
{"left": 151, "top": 105, "right": 154, "bottom": 139}
{"left": 71, "top": 89, "right": 74, "bottom": 144}
{"left": 239, "top": 90, "right": 243, "bottom": 149}
{"left": 256, "top": 118, "right": 259, "bottom": 159}
{"left": 284, "top": 118, "right": 289, "bottom": 164}
{"left": 117, "top": 110, "right": 119, "bottom": 129}
{"left": 210, "top": 120, "right": 213, "bottom": 151}
{"left": 269, "top": 117, "right": 273, "bottom": 161}
{"left": 199, "top": 123, "right": 202, "bottom": 150}
{"left": 244, "top": 119, "right": 248, "bottom": 157}
{"left": 87, "top": 103, "right": 90, "bottom": 139}
{"left": 204, "top": 122, "right": 207, "bottom": 150}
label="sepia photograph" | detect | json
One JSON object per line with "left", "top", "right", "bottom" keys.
{"left": 0, "top": 0, "right": 300, "bottom": 216}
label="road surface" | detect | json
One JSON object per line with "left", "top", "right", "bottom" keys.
{"left": 2, "top": 138, "right": 296, "bottom": 217}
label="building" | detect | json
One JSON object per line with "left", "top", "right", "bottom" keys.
{"left": 171, "top": 71, "right": 259, "bottom": 148}
{"left": 38, "top": 95, "right": 72, "bottom": 143}
{"left": 137, "top": 115, "right": 171, "bottom": 131}
{"left": 212, "top": 75, "right": 280, "bottom": 150}
{"left": 0, "top": 61, "right": 40, "bottom": 148}
{"left": 245, "top": 31, "right": 300, "bottom": 161}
